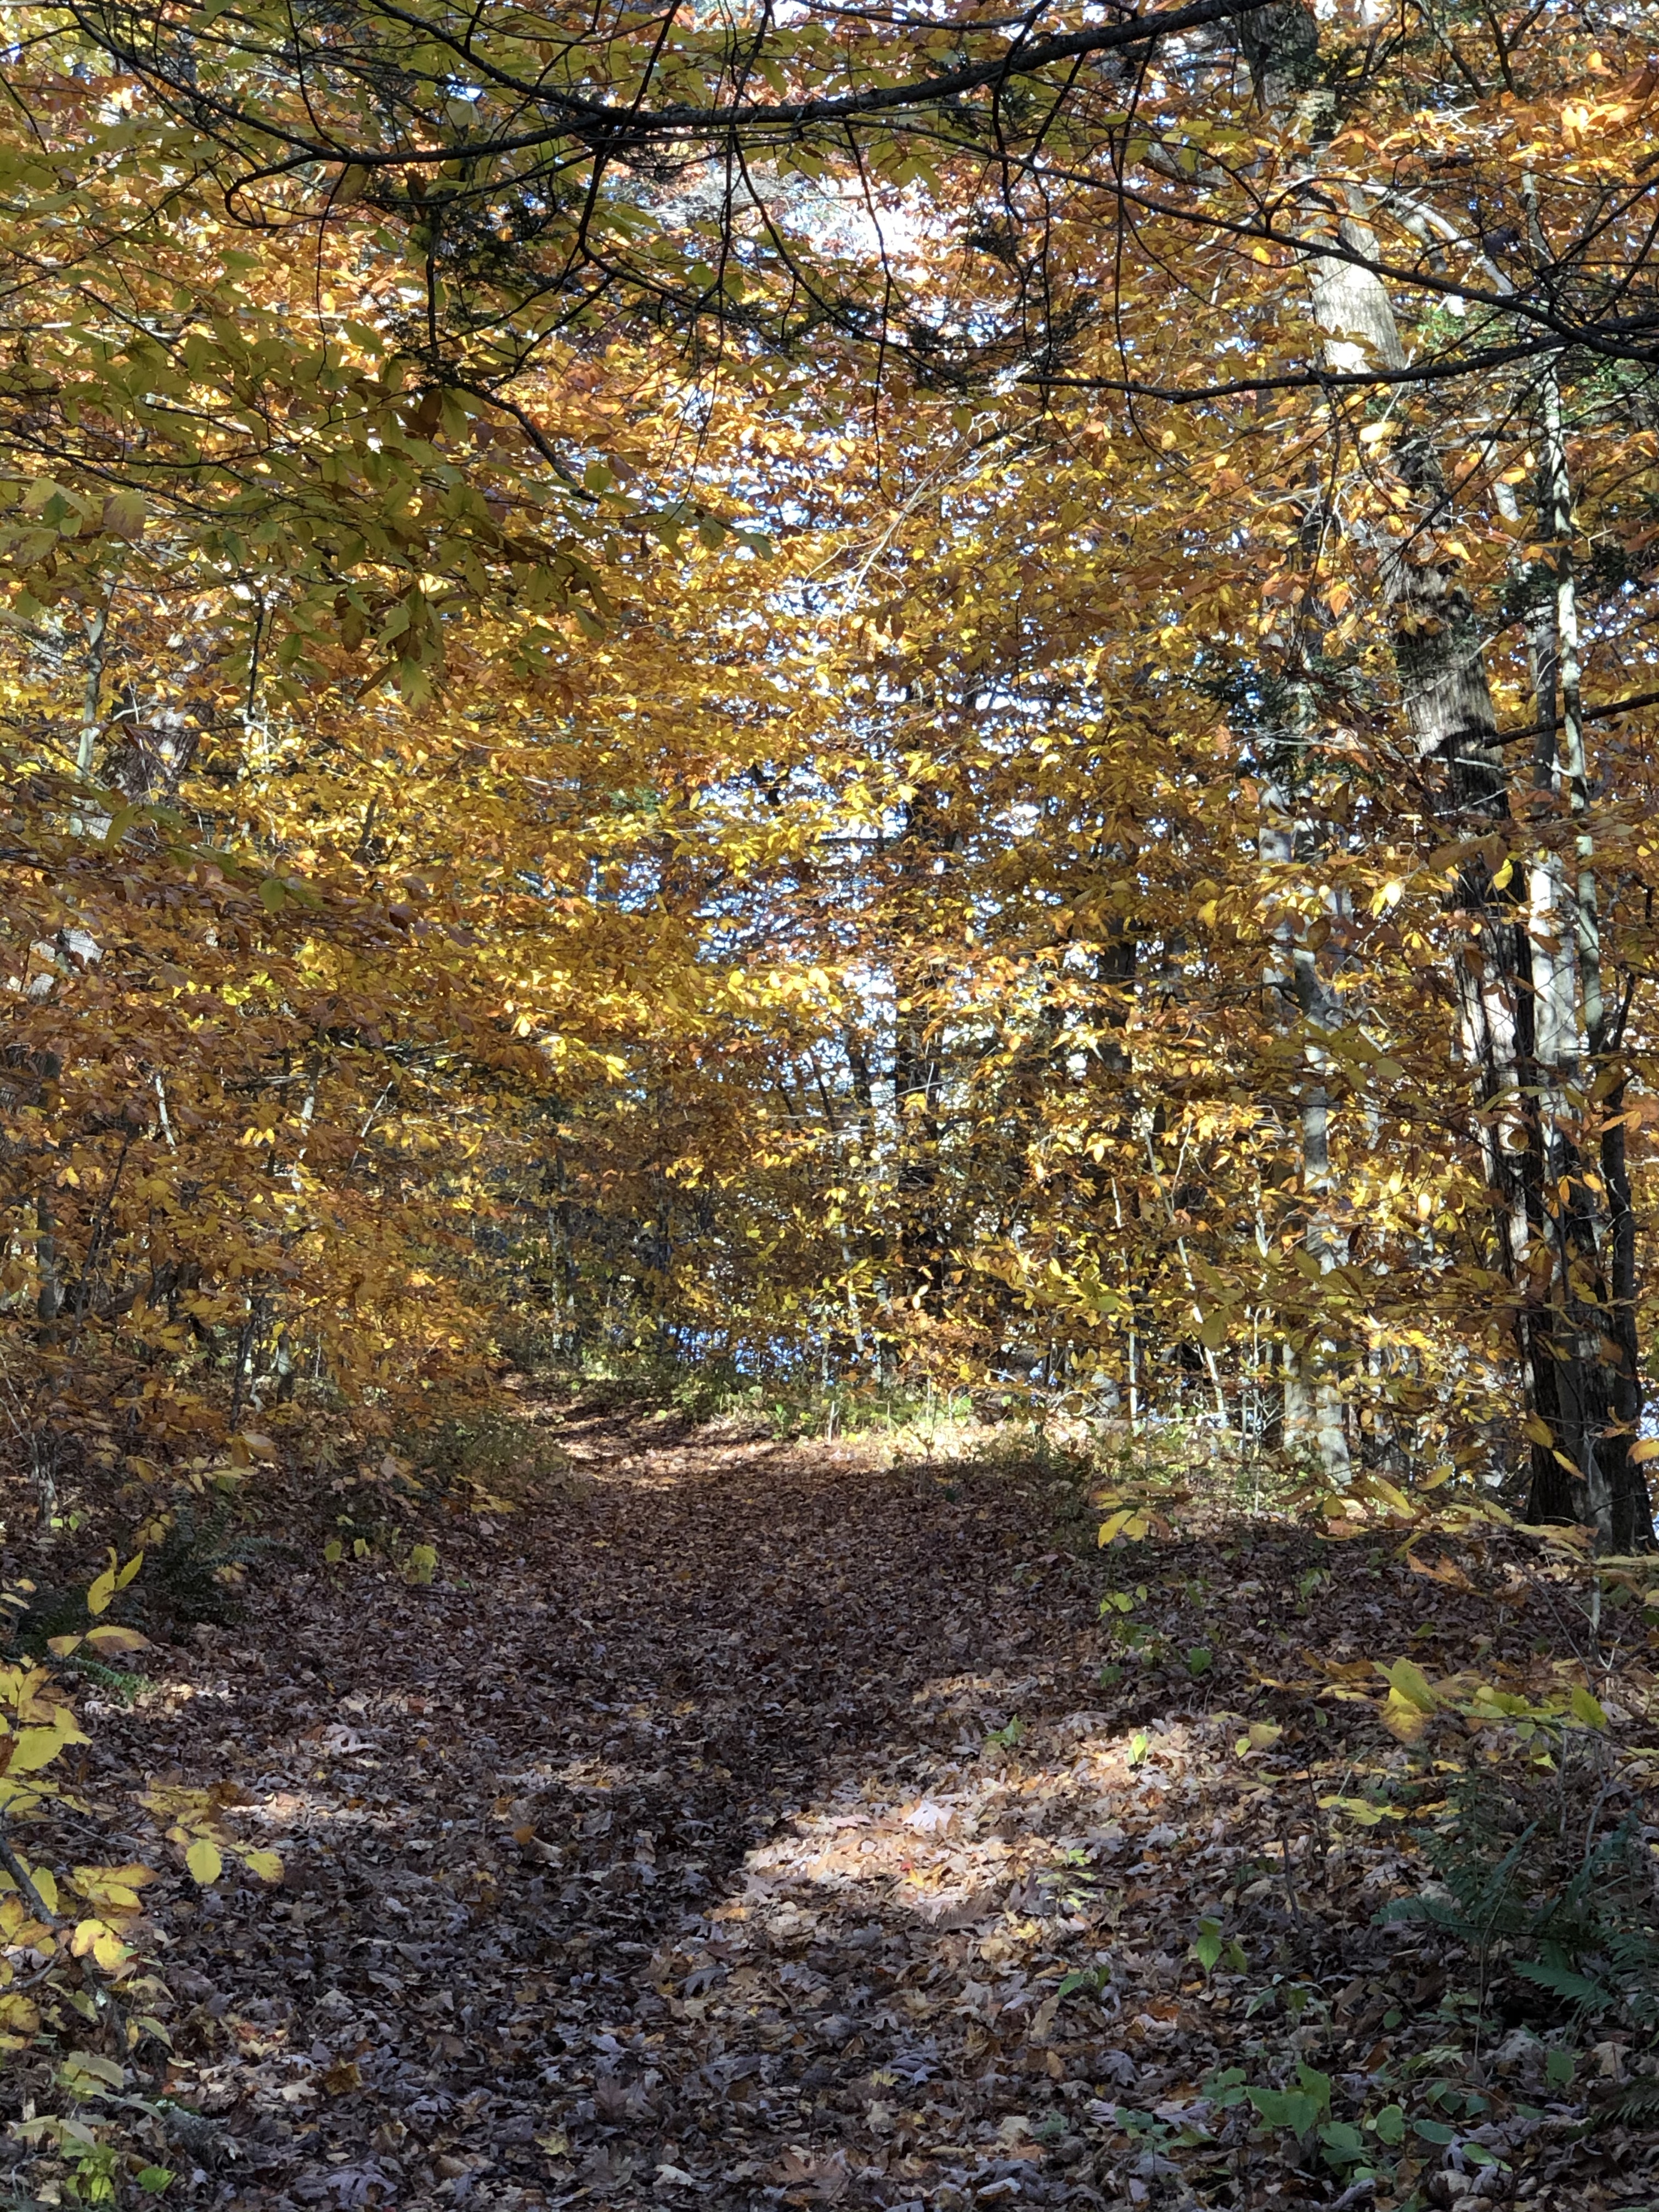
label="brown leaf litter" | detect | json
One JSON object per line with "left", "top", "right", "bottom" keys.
{"left": 10, "top": 1406, "right": 1659, "bottom": 2210}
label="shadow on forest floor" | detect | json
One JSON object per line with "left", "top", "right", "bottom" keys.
{"left": 72, "top": 1406, "right": 1654, "bottom": 2209}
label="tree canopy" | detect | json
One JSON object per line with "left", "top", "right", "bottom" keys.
{"left": 6, "top": 0, "right": 1659, "bottom": 1541}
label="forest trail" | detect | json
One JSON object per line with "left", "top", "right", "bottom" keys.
{"left": 94, "top": 1411, "right": 1618, "bottom": 2210}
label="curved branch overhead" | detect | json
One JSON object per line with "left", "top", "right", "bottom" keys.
{"left": 50, "top": 0, "right": 1659, "bottom": 400}
{"left": 71, "top": 0, "right": 1283, "bottom": 156}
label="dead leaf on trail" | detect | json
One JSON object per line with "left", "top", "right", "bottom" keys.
{"left": 915, "top": 1886, "right": 998, "bottom": 1928}
{"left": 771, "top": 2147, "right": 850, "bottom": 2201}
{"left": 901, "top": 1797, "right": 959, "bottom": 1836}
{"left": 319, "top": 1724, "right": 375, "bottom": 1754}
{"left": 50, "top": 1407, "right": 1638, "bottom": 2212}
{"left": 1407, "top": 1548, "right": 1477, "bottom": 1592}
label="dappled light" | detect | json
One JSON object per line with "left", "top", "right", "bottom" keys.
{"left": 29, "top": 1407, "right": 1650, "bottom": 2210}
{"left": 5, "top": 2, "right": 1659, "bottom": 2205}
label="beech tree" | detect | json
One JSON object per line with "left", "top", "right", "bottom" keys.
{"left": 6, "top": 0, "right": 1659, "bottom": 1545}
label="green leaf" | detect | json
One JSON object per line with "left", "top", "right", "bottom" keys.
{"left": 1248, "top": 2086, "right": 1321, "bottom": 2137}
{"left": 1203, "top": 2069, "right": 1248, "bottom": 2109}
{"left": 59, "top": 2051, "right": 125, "bottom": 2091}
{"left": 1295, "top": 2063, "right": 1333, "bottom": 2117}
{"left": 1413, "top": 2117, "right": 1457, "bottom": 2145}
{"left": 1318, "top": 2121, "right": 1367, "bottom": 2166}
{"left": 1057, "top": 1967, "right": 1105, "bottom": 1999}
{"left": 1515, "top": 1959, "right": 1610, "bottom": 2006}
{"left": 1370, "top": 2103, "right": 1406, "bottom": 2145}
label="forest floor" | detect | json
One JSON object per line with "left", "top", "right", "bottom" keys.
{"left": 45, "top": 1400, "right": 1659, "bottom": 2211}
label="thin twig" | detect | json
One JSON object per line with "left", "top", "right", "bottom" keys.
{"left": 0, "top": 1814, "right": 61, "bottom": 1925}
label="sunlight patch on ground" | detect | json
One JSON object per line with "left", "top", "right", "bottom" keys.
{"left": 733, "top": 1720, "right": 1193, "bottom": 1939}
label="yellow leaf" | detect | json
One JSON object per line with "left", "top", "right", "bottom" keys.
{"left": 28, "top": 1865, "right": 57, "bottom": 1916}
{"left": 1381, "top": 1658, "right": 1440, "bottom": 1713}
{"left": 1407, "top": 1550, "right": 1476, "bottom": 1592}
{"left": 1365, "top": 1476, "right": 1413, "bottom": 1515}
{"left": 70, "top": 1916, "right": 113, "bottom": 1959}
{"left": 1319, "top": 1795, "right": 1385, "bottom": 1826}
{"left": 242, "top": 1849, "right": 283, "bottom": 1883}
{"left": 1629, "top": 1438, "right": 1659, "bottom": 1464}
{"left": 185, "top": 1838, "right": 223, "bottom": 1886}
{"left": 7, "top": 1726, "right": 66, "bottom": 1771}
{"left": 86, "top": 1565, "right": 117, "bottom": 1617}
{"left": 1570, "top": 1685, "right": 1607, "bottom": 1729}
{"left": 75, "top": 1863, "right": 155, "bottom": 1891}
{"left": 1381, "top": 1690, "right": 1430, "bottom": 1744}
{"left": 91, "top": 1926, "right": 132, "bottom": 1973}
{"left": 84, "top": 1625, "right": 149, "bottom": 1654}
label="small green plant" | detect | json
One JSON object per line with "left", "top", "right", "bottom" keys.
{"left": 144, "top": 1503, "right": 275, "bottom": 1628}
{"left": 1098, "top": 1586, "right": 1169, "bottom": 1665}
{"left": 986, "top": 1715, "right": 1026, "bottom": 1749}
{"left": 405, "top": 1406, "right": 573, "bottom": 1503}
{"left": 1246, "top": 2060, "right": 1330, "bottom": 2145}
{"left": 1376, "top": 1768, "right": 1659, "bottom": 2032}
{"left": 1190, "top": 1916, "right": 1246, "bottom": 1975}
{"left": 1056, "top": 1962, "right": 1113, "bottom": 2000}
{"left": 1040, "top": 1847, "right": 1097, "bottom": 1913}
{"left": 1205, "top": 2066, "right": 1406, "bottom": 2180}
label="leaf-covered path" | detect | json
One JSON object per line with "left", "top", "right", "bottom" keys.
{"left": 95, "top": 1412, "right": 1649, "bottom": 2210}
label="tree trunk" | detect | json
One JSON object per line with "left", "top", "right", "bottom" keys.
{"left": 1244, "top": 4, "right": 1645, "bottom": 1527}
